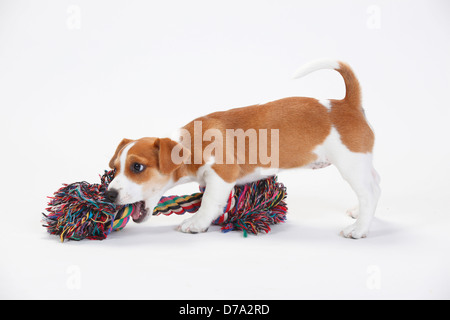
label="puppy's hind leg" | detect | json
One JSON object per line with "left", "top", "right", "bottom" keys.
{"left": 334, "top": 153, "right": 381, "bottom": 239}
{"left": 345, "top": 167, "right": 380, "bottom": 220}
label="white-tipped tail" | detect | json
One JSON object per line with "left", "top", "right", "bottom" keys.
{"left": 292, "top": 58, "right": 340, "bottom": 79}
{"left": 292, "top": 59, "right": 361, "bottom": 107}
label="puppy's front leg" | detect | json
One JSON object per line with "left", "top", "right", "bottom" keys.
{"left": 178, "top": 168, "right": 235, "bottom": 234}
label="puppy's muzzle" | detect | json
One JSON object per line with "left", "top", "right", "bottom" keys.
{"left": 105, "top": 189, "right": 119, "bottom": 203}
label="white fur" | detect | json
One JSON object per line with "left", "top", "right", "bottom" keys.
{"left": 169, "top": 128, "right": 182, "bottom": 143}
{"left": 318, "top": 127, "right": 380, "bottom": 238}
{"left": 205, "top": 155, "right": 216, "bottom": 165}
{"left": 235, "top": 167, "right": 279, "bottom": 185}
{"left": 292, "top": 58, "right": 340, "bottom": 79}
{"left": 177, "top": 163, "right": 235, "bottom": 233}
{"left": 318, "top": 99, "right": 332, "bottom": 111}
{"left": 108, "top": 142, "right": 144, "bottom": 204}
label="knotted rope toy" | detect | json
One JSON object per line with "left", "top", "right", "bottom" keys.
{"left": 42, "top": 170, "right": 287, "bottom": 241}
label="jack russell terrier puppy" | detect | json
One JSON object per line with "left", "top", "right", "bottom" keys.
{"left": 106, "top": 59, "right": 381, "bottom": 239}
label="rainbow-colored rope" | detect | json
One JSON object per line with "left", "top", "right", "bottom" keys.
{"left": 152, "top": 178, "right": 287, "bottom": 235}
{"left": 43, "top": 170, "right": 287, "bottom": 241}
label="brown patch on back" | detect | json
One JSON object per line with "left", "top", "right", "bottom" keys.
{"left": 330, "top": 62, "right": 374, "bottom": 153}
{"left": 329, "top": 99, "right": 374, "bottom": 153}
{"left": 182, "top": 97, "right": 333, "bottom": 183}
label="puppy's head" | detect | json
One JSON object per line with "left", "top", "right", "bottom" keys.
{"left": 107, "top": 137, "right": 189, "bottom": 222}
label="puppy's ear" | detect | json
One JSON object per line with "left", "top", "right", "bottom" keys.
{"left": 109, "top": 138, "right": 134, "bottom": 169}
{"left": 154, "top": 138, "right": 191, "bottom": 175}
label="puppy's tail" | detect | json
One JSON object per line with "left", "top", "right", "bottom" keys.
{"left": 292, "top": 59, "right": 361, "bottom": 108}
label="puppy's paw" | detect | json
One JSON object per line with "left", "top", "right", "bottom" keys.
{"left": 346, "top": 206, "right": 359, "bottom": 219}
{"left": 177, "top": 215, "right": 210, "bottom": 234}
{"left": 340, "top": 223, "right": 368, "bottom": 239}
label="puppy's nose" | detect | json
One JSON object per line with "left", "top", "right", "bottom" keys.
{"left": 105, "top": 189, "right": 119, "bottom": 203}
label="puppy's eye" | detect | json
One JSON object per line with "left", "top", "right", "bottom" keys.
{"left": 132, "top": 163, "right": 145, "bottom": 173}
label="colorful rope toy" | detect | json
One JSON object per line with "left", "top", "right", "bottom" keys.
{"left": 42, "top": 170, "right": 287, "bottom": 241}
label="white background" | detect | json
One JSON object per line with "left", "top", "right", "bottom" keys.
{"left": 0, "top": 0, "right": 449, "bottom": 299}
